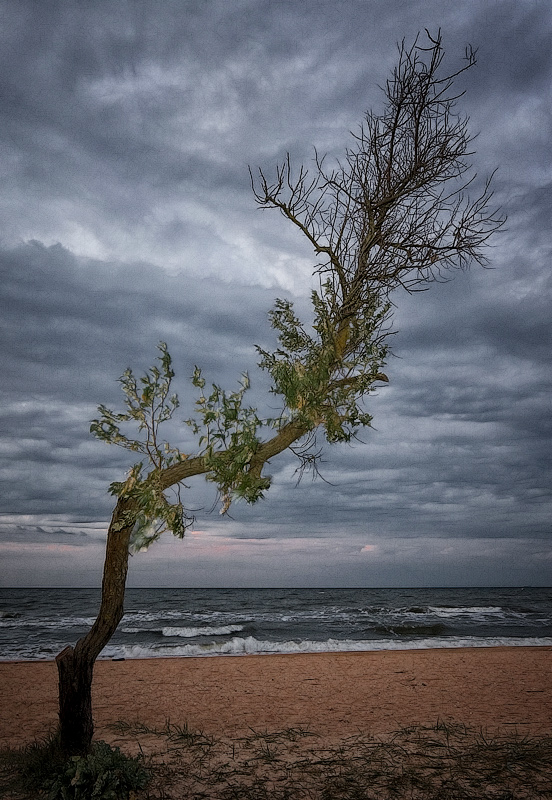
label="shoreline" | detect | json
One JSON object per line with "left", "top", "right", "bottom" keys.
{"left": 2, "top": 639, "right": 552, "bottom": 664}
{"left": 1, "top": 646, "right": 551, "bottom": 750}
{"left": 3, "top": 636, "right": 552, "bottom": 665}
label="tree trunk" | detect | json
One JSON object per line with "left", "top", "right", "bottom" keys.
{"left": 56, "top": 645, "right": 95, "bottom": 755}
{"left": 54, "top": 423, "right": 307, "bottom": 756}
{"left": 55, "top": 498, "right": 135, "bottom": 755}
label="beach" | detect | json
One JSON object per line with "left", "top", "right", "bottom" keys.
{"left": 1, "top": 647, "right": 551, "bottom": 750}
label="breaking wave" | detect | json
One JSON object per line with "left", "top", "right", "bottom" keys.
{"left": 101, "top": 634, "right": 552, "bottom": 660}
{"left": 121, "top": 624, "right": 245, "bottom": 637}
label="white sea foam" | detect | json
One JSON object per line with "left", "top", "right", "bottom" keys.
{"left": 162, "top": 624, "right": 245, "bottom": 638}
{"left": 96, "top": 634, "right": 552, "bottom": 661}
{"left": 428, "top": 606, "right": 506, "bottom": 618}
{"left": 121, "top": 624, "right": 245, "bottom": 637}
{"left": 122, "top": 610, "right": 193, "bottom": 623}
{"left": 0, "top": 616, "right": 96, "bottom": 629}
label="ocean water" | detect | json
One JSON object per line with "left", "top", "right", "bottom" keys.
{"left": 0, "top": 587, "right": 551, "bottom": 661}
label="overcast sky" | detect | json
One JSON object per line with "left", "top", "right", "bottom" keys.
{"left": 1, "top": 0, "right": 551, "bottom": 588}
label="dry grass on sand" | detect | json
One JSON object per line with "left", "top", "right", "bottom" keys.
{"left": 3, "top": 718, "right": 551, "bottom": 799}
{"left": 110, "top": 719, "right": 552, "bottom": 799}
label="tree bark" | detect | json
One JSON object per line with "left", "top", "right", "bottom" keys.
{"left": 56, "top": 645, "right": 95, "bottom": 755}
{"left": 55, "top": 498, "right": 134, "bottom": 755}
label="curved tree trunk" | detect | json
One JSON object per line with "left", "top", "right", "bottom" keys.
{"left": 55, "top": 498, "right": 134, "bottom": 755}
{"left": 54, "top": 424, "right": 307, "bottom": 756}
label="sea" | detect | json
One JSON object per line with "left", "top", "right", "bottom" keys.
{"left": 1, "top": 587, "right": 551, "bottom": 662}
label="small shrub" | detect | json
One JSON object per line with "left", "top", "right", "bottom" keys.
{"left": 45, "top": 741, "right": 150, "bottom": 800}
{"left": 0, "top": 735, "right": 149, "bottom": 800}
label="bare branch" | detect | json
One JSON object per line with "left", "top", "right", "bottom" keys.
{"left": 251, "top": 29, "right": 505, "bottom": 325}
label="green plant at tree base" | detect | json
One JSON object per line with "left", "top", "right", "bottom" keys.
{"left": 0, "top": 736, "right": 149, "bottom": 800}
{"left": 46, "top": 741, "right": 149, "bottom": 800}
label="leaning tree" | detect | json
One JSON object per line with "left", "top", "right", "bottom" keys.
{"left": 55, "top": 31, "right": 504, "bottom": 755}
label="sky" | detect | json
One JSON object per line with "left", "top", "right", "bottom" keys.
{"left": 0, "top": 0, "right": 551, "bottom": 589}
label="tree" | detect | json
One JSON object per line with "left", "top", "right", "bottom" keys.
{"left": 55, "top": 30, "right": 504, "bottom": 756}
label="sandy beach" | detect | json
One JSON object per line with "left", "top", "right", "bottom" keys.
{"left": 1, "top": 647, "right": 551, "bottom": 750}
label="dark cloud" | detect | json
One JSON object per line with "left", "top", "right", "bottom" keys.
{"left": 0, "top": 0, "right": 550, "bottom": 586}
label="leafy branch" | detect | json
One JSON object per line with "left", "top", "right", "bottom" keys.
{"left": 185, "top": 369, "right": 274, "bottom": 512}
{"left": 90, "top": 343, "right": 190, "bottom": 551}
{"left": 257, "top": 284, "right": 390, "bottom": 443}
